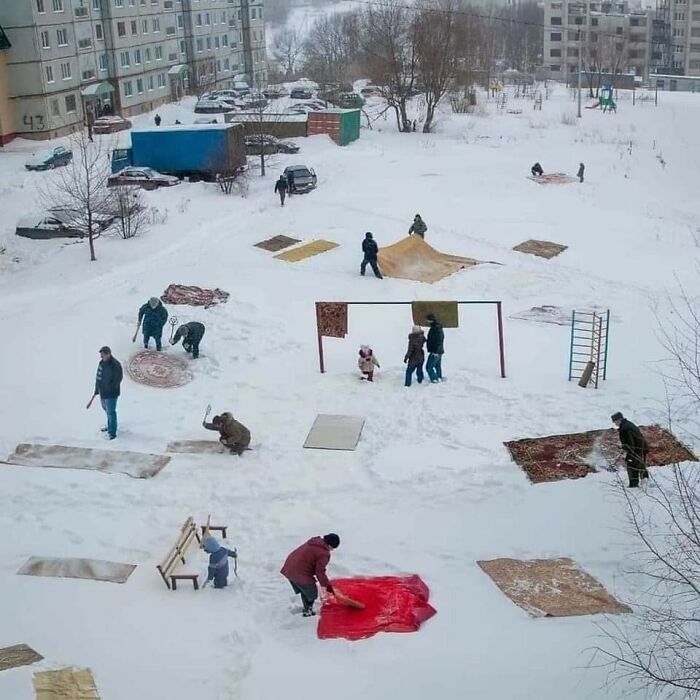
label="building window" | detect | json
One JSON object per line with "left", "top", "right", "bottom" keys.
{"left": 131, "top": 20, "right": 138, "bottom": 35}
{"left": 196, "top": 38, "right": 203, "bottom": 52}
{"left": 693, "top": 11, "right": 700, "bottom": 19}
{"left": 129, "top": 0, "right": 135, "bottom": 5}
{"left": 148, "top": 75, "right": 154, "bottom": 90}
{"left": 60, "top": 61, "right": 71, "bottom": 79}
{"left": 82, "top": 68, "right": 95, "bottom": 80}
{"left": 674, "top": 12, "right": 686, "bottom": 20}
{"left": 45, "top": 65, "right": 54, "bottom": 83}
{"left": 205, "top": 12, "right": 210, "bottom": 25}
{"left": 137, "top": 77, "right": 144, "bottom": 93}
{"left": 142, "top": 19, "right": 148, "bottom": 33}
{"left": 95, "top": 23, "right": 103, "bottom": 40}
{"left": 120, "top": 50, "right": 130, "bottom": 66}
{"left": 177, "top": 14, "right": 184, "bottom": 28}
{"left": 152, "top": 18, "right": 160, "bottom": 32}
{"left": 124, "top": 81, "right": 133, "bottom": 97}
{"left": 551, "top": 16, "right": 562, "bottom": 25}
{"left": 222, "top": 34, "right": 228, "bottom": 47}
{"left": 93, "top": 0, "right": 100, "bottom": 9}
{"left": 115, "top": 0, "right": 123, "bottom": 6}
{"left": 50, "top": 98, "right": 60, "bottom": 116}
{"left": 53, "top": 0, "right": 63, "bottom": 11}
{"left": 196, "top": 13, "right": 202, "bottom": 26}
{"left": 37, "top": 0, "right": 46, "bottom": 12}
{"left": 158, "top": 73, "right": 166, "bottom": 88}
{"left": 691, "top": 60, "right": 700, "bottom": 69}
{"left": 78, "top": 37, "right": 92, "bottom": 49}
{"left": 691, "top": 42, "right": 700, "bottom": 51}
{"left": 57, "top": 28, "right": 69, "bottom": 45}
{"left": 550, "top": 32, "right": 561, "bottom": 41}
{"left": 206, "top": 36, "right": 211, "bottom": 49}
{"left": 117, "top": 21, "right": 126, "bottom": 37}
{"left": 40, "top": 30, "right": 50, "bottom": 48}
{"left": 214, "top": 36, "right": 219, "bottom": 49}
{"left": 155, "top": 45, "right": 163, "bottom": 59}
{"left": 692, "top": 27, "right": 700, "bottom": 37}
{"left": 591, "top": 17, "right": 598, "bottom": 25}
{"left": 145, "top": 47, "right": 152, "bottom": 61}
{"left": 180, "top": 39, "right": 186, "bottom": 54}
{"left": 224, "top": 57, "right": 229, "bottom": 70}
{"left": 99, "top": 53, "right": 108, "bottom": 71}
{"left": 550, "top": 48, "right": 562, "bottom": 57}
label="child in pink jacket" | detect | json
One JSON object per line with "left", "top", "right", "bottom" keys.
{"left": 358, "top": 345, "right": 380, "bottom": 382}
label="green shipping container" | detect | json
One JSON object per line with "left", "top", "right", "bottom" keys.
{"left": 307, "top": 109, "right": 360, "bottom": 146}
{"left": 339, "top": 109, "right": 361, "bottom": 146}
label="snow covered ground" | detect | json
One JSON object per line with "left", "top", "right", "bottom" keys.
{"left": 0, "top": 85, "right": 699, "bottom": 699}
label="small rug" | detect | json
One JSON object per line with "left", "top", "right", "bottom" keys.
{"left": 527, "top": 173, "right": 577, "bottom": 185}
{"left": 166, "top": 440, "right": 225, "bottom": 454}
{"left": 18, "top": 557, "right": 136, "bottom": 584}
{"left": 303, "top": 414, "right": 365, "bottom": 451}
{"left": 411, "top": 301, "right": 459, "bottom": 328}
{"left": 4, "top": 443, "right": 170, "bottom": 479}
{"left": 274, "top": 240, "right": 339, "bottom": 262}
{"left": 478, "top": 557, "right": 631, "bottom": 617}
{"left": 161, "top": 284, "right": 229, "bottom": 308}
{"left": 254, "top": 235, "right": 300, "bottom": 252}
{"left": 33, "top": 668, "right": 101, "bottom": 700}
{"left": 513, "top": 239, "right": 568, "bottom": 259}
{"left": 0, "top": 644, "right": 43, "bottom": 672}
{"left": 505, "top": 424, "right": 697, "bottom": 484}
{"left": 126, "top": 350, "right": 193, "bottom": 388}
{"left": 510, "top": 305, "right": 572, "bottom": 326}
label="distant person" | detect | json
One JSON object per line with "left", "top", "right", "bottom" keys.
{"left": 425, "top": 313, "right": 444, "bottom": 383}
{"left": 87, "top": 346, "right": 123, "bottom": 440}
{"left": 531, "top": 162, "right": 544, "bottom": 177}
{"left": 154, "top": 113, "right": 161, "bottom": 127}
{"left": 203, "top": 411, "right": 251, "bottom": 455}
{"left": 170, "top": 321, "right": 205, "bottom": 359}
{"left": 174, "top": 119, "right": 182, "bottom": 125}
{"left": 135, "top": 296, "right": 168, "bottom": 351}
{"left": 404, "top": 325, "right": 426, "bottom": 387}
{"left": 577, "top": 162, "right": 585, "bottom": 183}
{"left": 360, "top": 232, "right": 382, "bottom": 279}
{"left": 281, "top": 534, "right": 340, "bottom": 617}
{"left": 412, "top": 120, "right": 417, "bottom": 132}
{"left": 611, "top": 412, "right": 649, "bottom": 488}
{"left": 274, "top": 175, "right": 288, "bottom": 206}
{"left": 286, "top": 169, "right": 295, "bottom": 194}
{"left": 358, "top": 345, "right": 380, "bottom": 382}
{"left": 408, "top": 214, "right": 427, "bottom": 239}
{"left": 203, "top": 536, "right": 238, "bottom": 589}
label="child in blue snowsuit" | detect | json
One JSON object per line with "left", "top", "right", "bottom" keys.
{"left": 204, "top": 536, "right": 237, "bottom": 589}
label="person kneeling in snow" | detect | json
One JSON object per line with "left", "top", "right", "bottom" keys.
{"left": 281, "top": 534, "right": 340, "bottom": 616}
{"left": 203, "top": 536, "right": 237, "bottom": 589}
{"left": 358, "top": 345, "right": 380, "bottom": 382}
{"left": 171, "top": 321, "right": 206, "bottom": 359}
{"left": 203, "top": 412, "right": 251, "bottom": 455}
{"left": 531, "top": 162, "right": 544, "bottom": 177}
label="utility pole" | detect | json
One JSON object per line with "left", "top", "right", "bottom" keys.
{"left": 577, "top": 29, "right": 582, "bottom": 117}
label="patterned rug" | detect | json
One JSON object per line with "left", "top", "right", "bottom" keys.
{"left": 527, "top": 173, "right": 578, "bottom": 185}
{"left": 0, "top": 644, "right": 43, "bottom": 672}
{"left": 513, "top": 239, "right": 568, "bottom": 259}
{"left": 505, "top": 425, "right": 697, "bottom": 484}
{"left": 126, "top": 350, "right": 193, "bottom": 388}
{"left": 34, "top": 668, "right": 101, "bottom": 700}
{"left": 161, "top": 284, "right": 229, "bottom": 308}
{"left": 274, "top": 240, "right": 339, "bottom": 263}
{"left": 254, "top": 235, "right": 301, "bottom": 252}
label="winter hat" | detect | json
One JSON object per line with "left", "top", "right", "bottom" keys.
{"left": 412, "top": 325, "right": 422, "bottom": 333}
{"left": 365, "top": 231, "right": 373, "bottom": 238}
{"left": 611, "top": 412, "right": 624, "bottom": 422}
{"left": 323, "top": 533, "right": 340, "bottom": 549}
{"left": 148, "top": 296, "right": 160, "bottom": 308}
{"left": 99, "top": 346, "right": 111, "bottom": 355}
{"left": 359, "top": 345, "right": 371, "bottom": 357}
{"left": 426, "top": 313, "right": 437, "bottom": 323}
{"left": 204, "top": 536, "right": 221, "bottom": 553}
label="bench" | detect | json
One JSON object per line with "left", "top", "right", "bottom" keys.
{"left": 157, "top": 517, "right": 228, "bottom": 591}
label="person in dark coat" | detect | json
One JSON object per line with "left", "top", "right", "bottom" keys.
{"left": 425, "top": 313, "right": 444, "bottom": 383}
{"left": 286, "top": 169, "right": 295, "bottom": 194}
{"left": 404, "top": 325, "right": 426, "bottom": 387}
{"left": 274, "top": 175, "right": 288, "bottom": 206}
{"left": 531, "top": 162, "right": 543, "bottom": 177}
{"left": 89, "top": 346, "right": 123, "bottom": 440}
{"left": 203, "top": 412, "right": 251, "bottom": 455}
{"left": 360, "top": 232, "right": 383, "bottom": 279}
{"left": 170, "top": 321, "right": 205, "bottom": 359}
{"left": 137, "top": 297, "right": 168, "bottom": 351}
{"left": 408, "top": 214, "right": 427, "bottom": 239}
{"left": 577, "top": 162, "right": 585, "bottom": 183}
{"left": 203, "top": 536, "right": 237, "bottom": 589}
{"left": 154, "top": 113, "right": 161, "bottom": 127}
{"left": 281, "top": 534, "right": 340, "bottom": 616}
{"left": 612, "top": 412, "right": 649, "bottom": 487}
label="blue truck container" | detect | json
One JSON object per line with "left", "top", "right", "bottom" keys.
{"left": 111, "top": 123, "right": 246, "bottom": 180}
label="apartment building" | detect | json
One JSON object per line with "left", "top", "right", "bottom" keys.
{"left": 0, "top": 0, "right": 267, "bottom": 141}
{"left": 0, "top": 25, "right": 13, "bottom": 144}
{"left": 543, "top": 0, "right": 653, "bottom": 81}
{"left": 654, "top": 0, "right": 700, "bottom": 75}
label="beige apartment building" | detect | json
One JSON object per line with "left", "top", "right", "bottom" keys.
{"left": 0, "top": 0, "right": 267, "bottom": 141}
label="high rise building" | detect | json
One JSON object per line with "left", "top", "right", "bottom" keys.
{"left": 0, "top": 0, "right": 267, "bottom": 141}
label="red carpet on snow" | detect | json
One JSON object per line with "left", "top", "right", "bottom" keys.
{"left": 317, "top": 575, "right": 437, "bottom": 641}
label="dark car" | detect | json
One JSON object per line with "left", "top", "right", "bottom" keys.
{"left": 263, "top": 84, "right": 289, "bottom": 99}
{"left": 194, "top": 98, "right": 238, "bottom": 114}
{"left": 15, "top": 207, "right": 114, "bottom": 239}
{"left": 290, "top": 87, "right": 313, "bottom": 100}
{"left": 244, "top": 134, "right": 299, "bottom": 156}
{"left": 283, "top": 165, "right": 317, "bottom": 194}
{"left": 107, "top": 166, "right": 180, "bottom": 190}
{"left": 25, "top": 146, "right": 73, "bottom": 171}
{"left": 93, "top": 116, "right": 132, "bottom": 134}
{"left": 242, "top": 93, "right": 268, "bottom": 109}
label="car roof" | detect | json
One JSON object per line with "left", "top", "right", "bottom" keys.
{"left": 285, "top": 165, "right": 311, "bottom": 172}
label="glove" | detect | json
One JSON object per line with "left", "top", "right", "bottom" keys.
{"left": 326, "top": 585, "right": 334, "bottom": 594}
{"left": 403, "top": 358, "right": 408, "bottom": 364}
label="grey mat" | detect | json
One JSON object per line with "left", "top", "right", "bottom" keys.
{"left": 303, "top": 414, "right": 366, "bottom": 451}
{"left": 18, "top": 557, "right": 136, "bottom": 584}
{"left": 166, "top": 440, "right": 225, "bottom": 454}
{"left": 4, "top": 443, "right": 170, "bottom": 479}
{"left": 0, "top": 644, "right": 43, "bottom": 672}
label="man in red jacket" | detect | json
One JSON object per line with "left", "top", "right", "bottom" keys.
{"left": 281, "top": 534, "right": 340, "bottom": 617}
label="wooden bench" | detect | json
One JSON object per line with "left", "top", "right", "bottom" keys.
{"left": 157, "top": 517, "right": 228, "bottom": 591}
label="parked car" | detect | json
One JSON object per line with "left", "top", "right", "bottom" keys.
{"left": 230, "top": 81, "right": 251, "bottom": 97}
{"left": 244, "top": 134, "right": 300, "bottom": 156}
{"left": 210, "top": 90, "right": 245, "bottom": 105}
{"left": 337, "top": 92, "right": 366, "bottom": 108}
{"left": 24, "top": 146, "right": 73, "bottom": 171}
{"left": 286, "top": 100, "right": 326, "bottom": 115}
{"left": 194, "top": 117, "right": 219, "bottom": 124}
{"left": 283, "top": 165, "right": 317, "bottom": 194}
{"left": 93, "top": 116, "right": 132, "bottom": 134}
{"left": 360, "top": 85, "right": 382, "bottom": 97}
{"left": 194, "top": 98, "right": 238, "bottom": 114}
{"left": 107, "top": 166, "right": 180, "bottom": 190}
{"left": 290, "top": 87, "right": 314, "bottom": 100}
{"left": 263, "top": 84, "right": 289, "bottom": 99}
{"left": 15, "top": 207, "right": 114, "bottom": 239}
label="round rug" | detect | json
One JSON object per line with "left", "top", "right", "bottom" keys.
{"left": 126, "top": 350, "right": 193, "bottom": 388}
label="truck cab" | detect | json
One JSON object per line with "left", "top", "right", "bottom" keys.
{"left": 111, "top": 147, "right": 133, "bottom": 173}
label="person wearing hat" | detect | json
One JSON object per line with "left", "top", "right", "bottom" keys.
{"left": 203, "top": 536, "right": 237, "bottom": 589}
{"left": 404, "top": 324, "right": 426, "bottom": 387}
{"left": 611, "top": 412, "right": 649, "bottom": 487}
{"left": 425, "top": 313, "right": 445, "bottom": 383}
{"left": 408, "top": 214, "right": 427, "bottom": 239}
{"left": 203, "top": 411, "right": 251, "bottom": 455}
{"left": 281, "top": 534, "right": 340, "bottom": 617}
{"left": 136, "top": 296, "right": 168, "bottom": 351}
{"left": 87, "top": 346, "right": 123, "bottom": 440}
{"left": 171, "top": 321, "right": 206, "bottom": 359}
{"left": 360, "top": 232, "right": 382, "bottom": 279}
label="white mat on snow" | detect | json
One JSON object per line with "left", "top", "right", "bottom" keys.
{"left": 303, "top": 414, "right": 366, "bottom": 451}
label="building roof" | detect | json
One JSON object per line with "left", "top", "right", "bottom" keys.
{"left": 0, "top": 25, "right": 11, "bottom": 50}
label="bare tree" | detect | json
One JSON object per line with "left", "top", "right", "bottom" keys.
{"left": 303, "top": 12, "right": 361, "bottom": 85}
{"left": 40, "top": 130, "right": 115, "bottom": 261}
{"left": 111, "top": 185, "right": 148, "bottom": 239}
{"left": 272, "top": 28, "right": 304, "bottom": 78}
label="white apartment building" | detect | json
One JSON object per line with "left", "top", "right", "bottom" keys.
{"left": 0, "top": 0, "right": 267, "bottom": 140}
